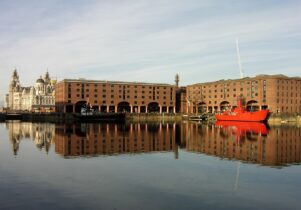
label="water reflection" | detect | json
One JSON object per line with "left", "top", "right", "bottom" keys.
{"left": 55, "top": 123, "right": 178, "bottom": 158}
{"left": 5, "top": 122, "right": 55, "bottom": 155}
{"left": 183, "top": 122, "right": 301, "bottom": 167}
{"left": 4, "top": 121, "right": 301, "bottom": 167}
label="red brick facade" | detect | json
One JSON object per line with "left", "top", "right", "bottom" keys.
{"left": 183, "top": 75, "right": 301, "bottom": 114}
{"left": 55, "top": 79, "right": 177, "bottom": 113}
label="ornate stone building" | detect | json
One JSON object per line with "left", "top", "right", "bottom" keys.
{"left": 5, "top": 69, "right": 56, "bottom": 112}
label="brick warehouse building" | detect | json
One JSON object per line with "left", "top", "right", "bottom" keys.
{"left": 184, "top": 74, "right": 301, "bottom": 114}
{"left": 55, "top": 79, "right": 177, "bottom": 113}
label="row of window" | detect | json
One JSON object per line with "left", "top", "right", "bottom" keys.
{"left": 72, "top": 83, "right": 170, "bottom": 90}
{"left": 71, "top": 88, "right": 170, "bottom": 95}
{"left": 189, "top": 92, "right": 259, "bottom": 100}
{"left": 68, "top": 93, "right": 171, "bottom": 100}
{"left": 192, "top": 87, "right": 260, "bottom": 94}
{"left": 67, "top": 100, "right": 174, "bottom": 106}
{"left": 276, "top": 99, "right": 301, "bottom": 104}
{"left": 191, "top": 80, "right": 261, "bottom": 89}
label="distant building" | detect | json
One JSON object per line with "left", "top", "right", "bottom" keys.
{"left": 5, "top": 69, "right": 56, "bottom": 112}
{"left": 183, "top": 74, "right": 301, "bottom": 114}
{"left": 55, "top": 78, "right": 177, "bottom": 113}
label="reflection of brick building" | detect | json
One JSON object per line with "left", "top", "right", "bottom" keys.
{"left": 181, "top": 123, "right": 301, "bottom": 166}
{"left": 55, "top": 123, "right": 177, "bottom": 157}
{"left": 55, "top": 79, "right": 177, "bottom": 114}
{"left": 184, "top": 75, "right": 301, "bottom": 114}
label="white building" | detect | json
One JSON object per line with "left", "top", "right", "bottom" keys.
{"left": 5, "top": 69, "right": 56, "bottom": 112}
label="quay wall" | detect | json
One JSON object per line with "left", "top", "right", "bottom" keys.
{"left": 0, "top": 112, "right": 300, "bottom": 124}
{"left": 126, "top": 113, "right": 182, "bottom": 122}
{"left": 268, "top": 113, "right": 301, "bottom": 124}
{"left": 0, "top": 113, "right": 74, "bottom": 123}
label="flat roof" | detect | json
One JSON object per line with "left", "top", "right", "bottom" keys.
{"left": 58, "top": 79, "right": 175, "bottom": 87}
{"left": 188, "top": 74, "right": 301, "bottom": 86}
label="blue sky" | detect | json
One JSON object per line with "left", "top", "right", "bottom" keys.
{"left": 0, "top": 0, "right": 301, "bottom": 104}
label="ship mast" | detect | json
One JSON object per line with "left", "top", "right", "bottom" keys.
{"left": 236, "top": 38, "right": 244, "bottom": 78}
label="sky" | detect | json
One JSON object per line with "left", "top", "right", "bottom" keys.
{"left": 0, "top": 0, "right": 301, "bottom": 105}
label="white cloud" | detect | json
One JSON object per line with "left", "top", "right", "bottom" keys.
{"left": 0, "top": 0, "right": 300, "bottom": 97}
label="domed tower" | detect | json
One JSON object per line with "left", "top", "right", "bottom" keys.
{"left": 35, "top": 76, "right": 45, "bottom": 95}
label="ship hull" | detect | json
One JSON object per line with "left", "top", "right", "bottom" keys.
{"left": 215, "top": 110, "right": 269, "bottom": 122}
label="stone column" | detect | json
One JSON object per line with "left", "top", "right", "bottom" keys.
{"left": 167, "top": 106, "right": 169, "bottom": 113}
{"left": 115, "top": 106, "right": 118, "bottom": 113}
{"left": 130, "top": 106, "right": 133, "bottom": 113}
{"left": 173, "top": 106, "right": 176, "bottom": 113}
{"left": 159, "top": 106, "right": 162, "bottom": 114}
{"left": 106, "top": 106, "right": 109, "bottom": 113}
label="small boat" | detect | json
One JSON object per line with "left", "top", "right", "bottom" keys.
{"left": 73, "top": 112, "right": 125, "bottom": 122}
{"left": 73, "top": 107, "right": 125, "bottom": 122}
{"left": 215, "top": 100, "right": 269, "bottom": 122}
{"left": 188, "top": 114, "right": 208, "bottom": 121}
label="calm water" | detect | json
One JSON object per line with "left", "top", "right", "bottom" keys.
{"left": 0, "top": 121, "right": 301, "bottom": 210}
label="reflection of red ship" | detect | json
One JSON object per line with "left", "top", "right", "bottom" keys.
{"left": 215, "top": 121, "right": 268, "bottom": 136}
{"left": 215, "top": 100, "right": 269, "bottom": 122}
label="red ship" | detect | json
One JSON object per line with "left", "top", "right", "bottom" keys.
{"left": 215, "top": 100, "right": 269, "bottom": 122}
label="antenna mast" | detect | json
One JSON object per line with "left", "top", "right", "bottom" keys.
{"left": 236, "top": 38, "right": 244, "bottom": 78}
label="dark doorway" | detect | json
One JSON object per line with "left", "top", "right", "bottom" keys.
{"left": 148, "top": 102, "right": 160, "bottom": 113}
{"left": 117, "top": 102, "right": 131, "bottom": 113}
{"left": 65, "top": 104, "right": 73, "bottom": 113}
{"left": 75, "top": 101, "right": 87, "bottom": 113}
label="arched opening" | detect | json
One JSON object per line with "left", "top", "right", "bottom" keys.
{"left": 214, "top": 106, "right": 218, "bottom": 113}
{"left": 197, "top": 102, "right": 207, "bottom": 113}
{"left": 140, "top": 106, "right": 146, "bottom": 113}
{"left": 220, "top": 101, "right": 230, "bottom": 112}
{"left": 101, "top": 105, "right": 107, "bottom": 112}
{"left": 133, "top": 106, "right": 139, "bottom": 113}
{"left": 261, "top": 105, "right": 268, "bottom": 110}
{"left": 75, "top": 101, "right": 87, "bottom": 113}
{"left": 92, "top": 105, "right": 99, "bottom": 112}
{"left": 65, "top": 104, "right": 73, "bottom": 113}
{"left": 109, "top": 106, "right": 115, "bottom": 113}
{"left": 246, "top": 100, "right": 259, "bottom": 111}
{"left": 117, "top": 102, "right": 131, "bottom": 113}
{"left": 148, "top": 102, "right": 160, "bottom": 113}
{"left": 208, "top": 106, "right": 213, "bottom": 113}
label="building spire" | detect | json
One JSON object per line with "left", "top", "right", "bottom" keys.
{"left": 175, "top": 74, "right": 179, "bottom": 88}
